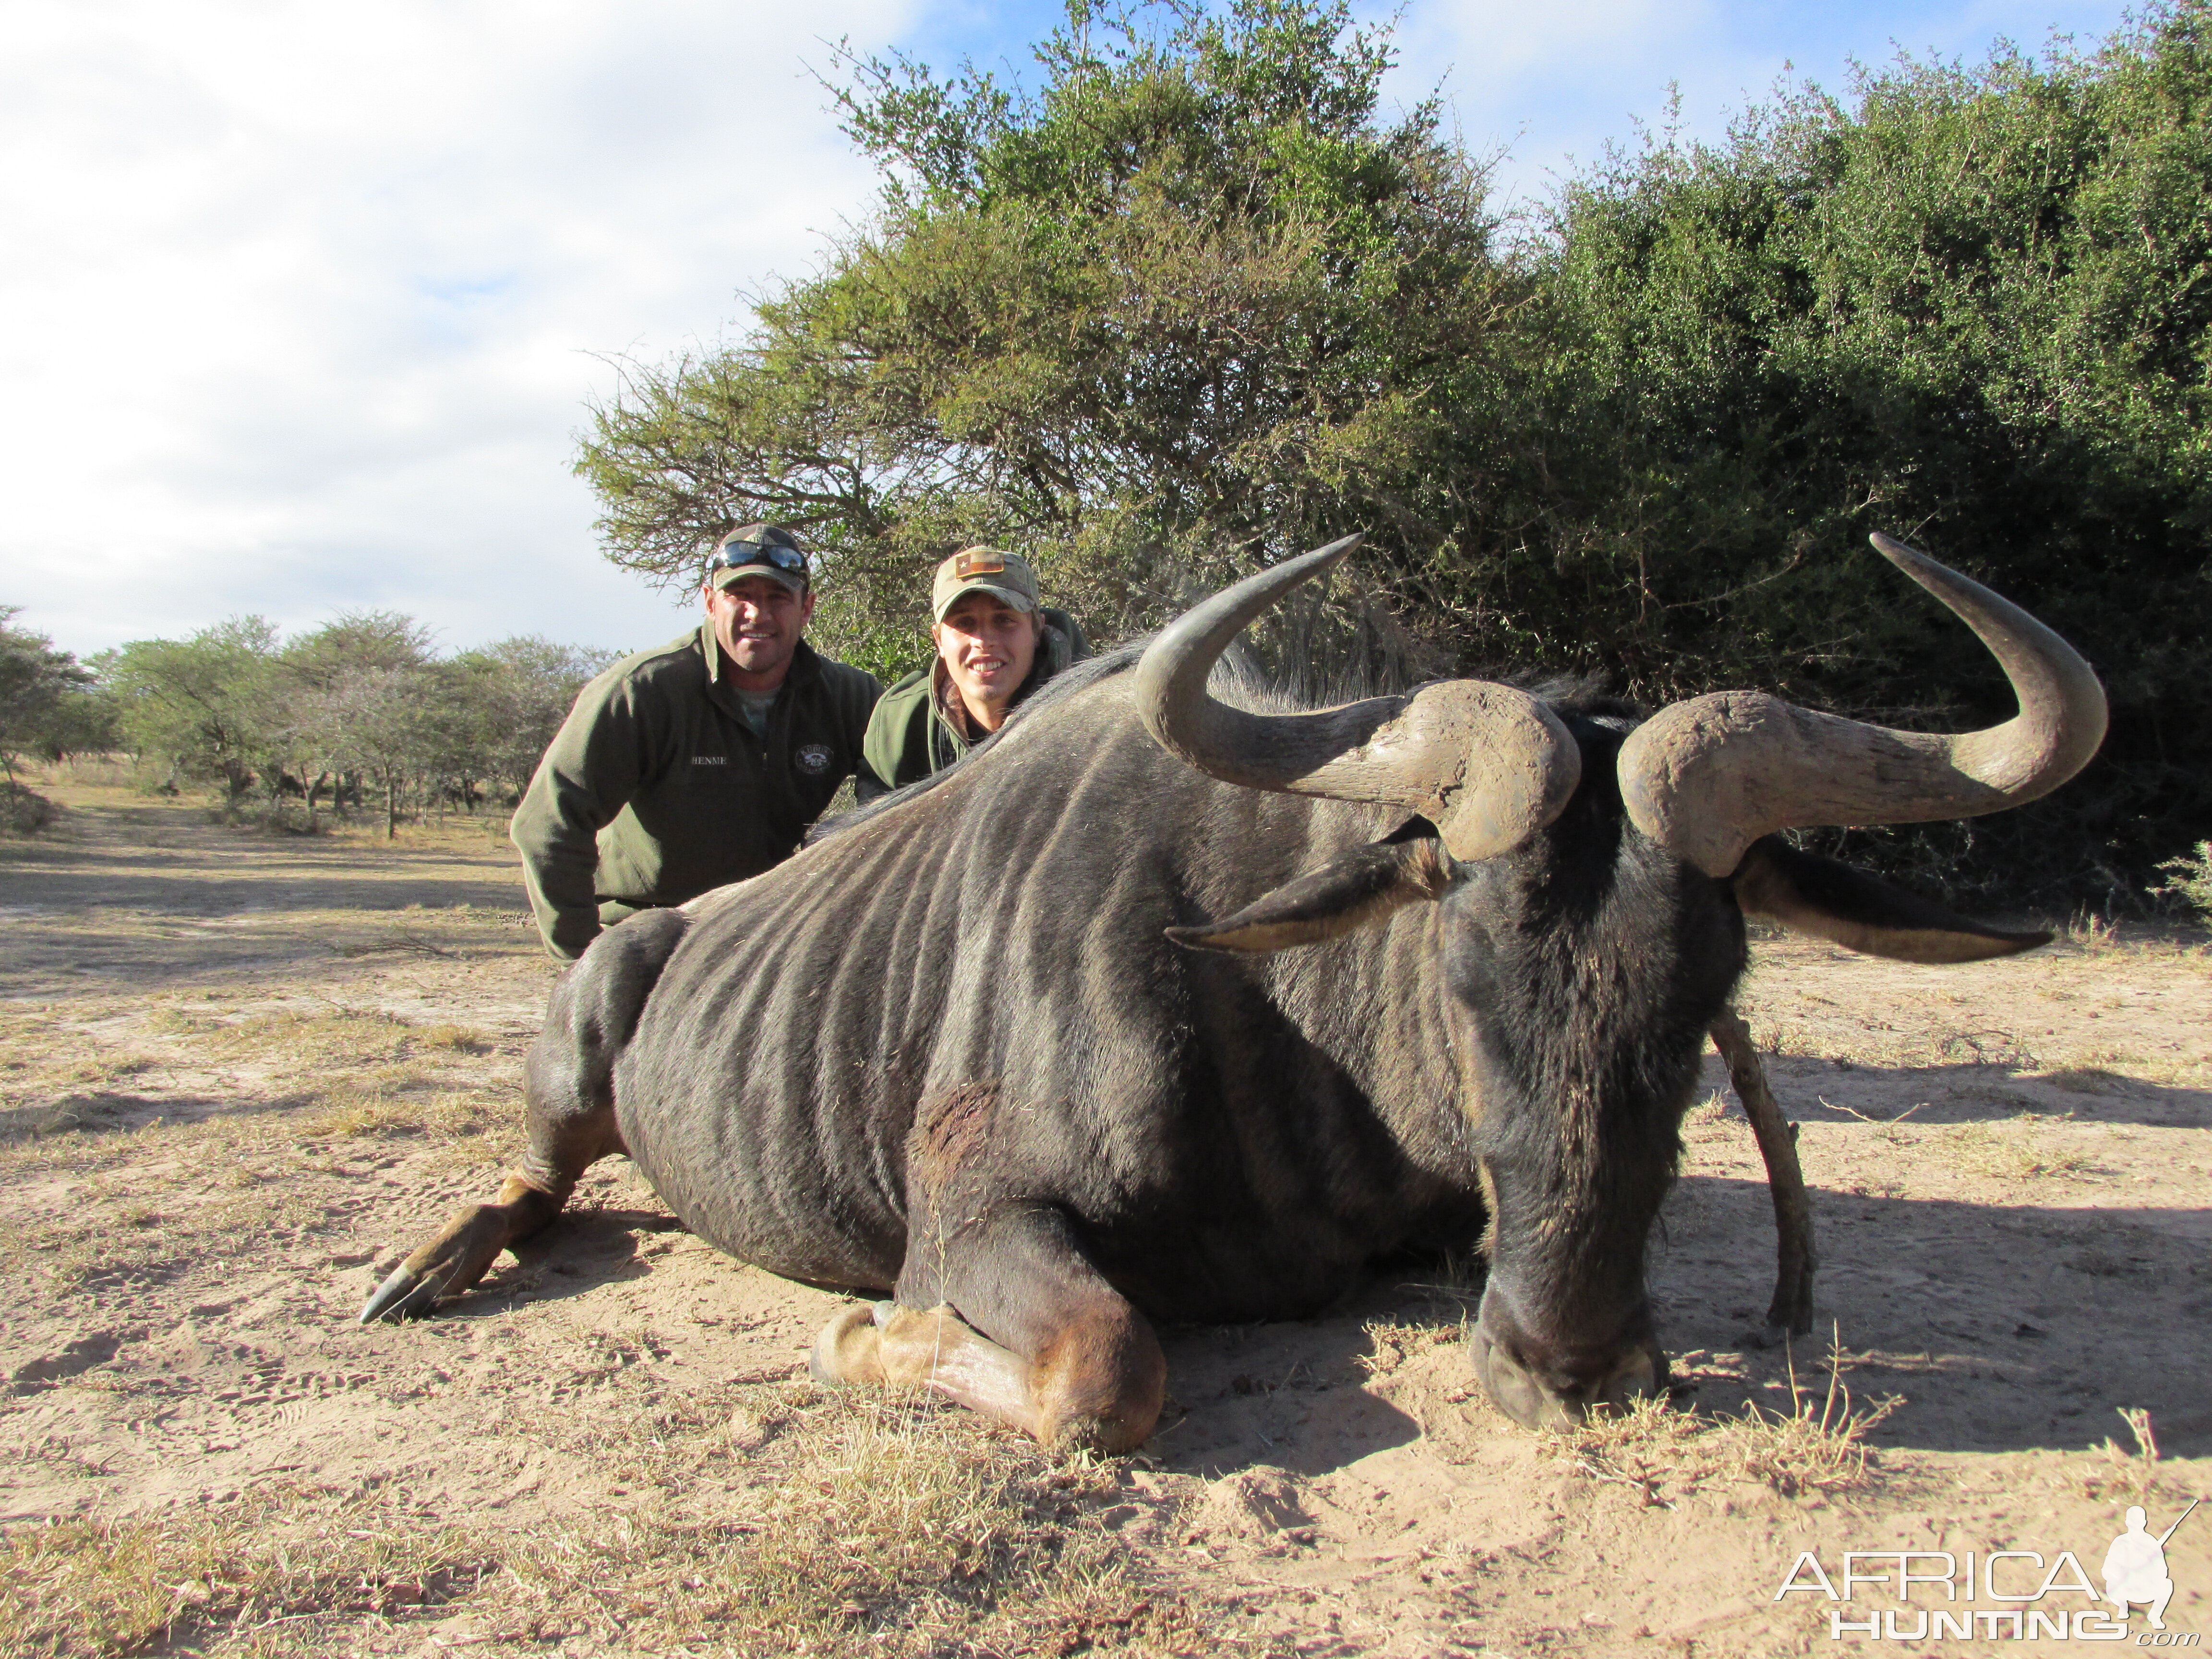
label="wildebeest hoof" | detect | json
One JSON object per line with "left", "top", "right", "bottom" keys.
{"left": 359, "top": 1262, "right": 444, "bottom": 1324}
{"left": 356, "top": 1181, "right": 563, "bottom": 1326}
{"left": 808, "top": 1301, "right": 889, "bottom": 1385}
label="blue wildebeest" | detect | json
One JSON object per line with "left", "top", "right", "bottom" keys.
{"left": 362, "top": 534, "right": 2104, "bottom": 1446}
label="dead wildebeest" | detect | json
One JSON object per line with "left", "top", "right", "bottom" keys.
{"left": 361, "top": 533, "right": 2104, "bottom": 1446}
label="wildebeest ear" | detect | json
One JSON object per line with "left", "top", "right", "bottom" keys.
{"left": 1730, "top": 837, "right": 2052, "bottom": 963}
{"left": 1167, "top": 819, "right": 1453, "bottom": 953}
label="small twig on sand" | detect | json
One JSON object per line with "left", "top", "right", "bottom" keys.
{"left": 1817, "top": 1096, "right": 1924, "bottom": 1126}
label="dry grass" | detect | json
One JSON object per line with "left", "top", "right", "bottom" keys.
{"left": 1941, "top": 1118, "right": 2102, "bottom": 1181}
{"left": 0, "top": 984, "right": 513, "bottom": 1182}
{"left": 0, "top": 1007, "right": 166, "bottom": 1136}
{"left": 1541, "top": 1329, "right": 1900, "bottom": 1508}
{"left": 0, "top": 1390, "right": 1212, "bottom": 1659}
{"left": 1721, "top": 1334, "right": 1902, "bottom": 1497}
{"left": 2079, "top": 1406, "right": 2186, "bottom": 1507}
{"left": 0, "top": 1147, "right": 331, "bottom": 1291}
{"left": 486, "top": 1390, "right": 1167, "bottom": 1657}
{"left": 1680, "top": 1090, "right": 1735, "bottom": 1145}
{"left": 290, "top": 1081, "right": 507, "bottom": 1142}
{"left": 0, "top": 1485, "right": 491, "bottom": 1659}
{"left": 1735, "top": 922, "right": 2212, "bottom": 1091}
{"left": 1738, "top": 1008, "right": 2047, "bottom": 1072}
{"left": 2066, "top": 913, "right": 2127, "bottom": 953}
{"left": 1356, "top": 1315, "right": 1464, "bottom": 1381}
{"left": 2044, "top": 1046, "right": 2212, "bottom": 1088}
{"left": 139, "top": 1007, "right": 440, "bottom": 1066}
{"left": 0, "top": 1078, "right": 512, "bottom": 1291}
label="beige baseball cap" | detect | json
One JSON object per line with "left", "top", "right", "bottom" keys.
{"left": 931, "top": 547, "right": 1038, "bottom": 622}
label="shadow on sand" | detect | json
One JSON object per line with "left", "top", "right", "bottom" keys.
{"left": 352, "top": 1152, "right": 2209, "bottom": 1479}
{"left": 1702, "top": 1049, "right": 2211, "bottom": 1131}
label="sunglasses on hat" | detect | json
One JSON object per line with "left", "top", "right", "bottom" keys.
{"left": 709, "top": 541, "right": 808, "bottom": 577}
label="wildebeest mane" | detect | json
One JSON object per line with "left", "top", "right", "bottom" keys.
{"left": 809, "top": 649, "right": 1144, "bottom": 844}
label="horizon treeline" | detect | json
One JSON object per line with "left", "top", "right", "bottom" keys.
{"left": 0, "top": 606, "right": 614, "bottom": 839}
{"left": 582, "top": 0, "right": 2212, "bottom": 912}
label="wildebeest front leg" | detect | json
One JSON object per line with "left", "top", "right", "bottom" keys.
{"left": 1709, "top": 1007, "right": 1816, "bottom": 1337}
{"left": 813, "top": 1201, "right": 1166, "bottom": 1454}
{"left": 358, "top": 910, "right": 685, "bottom": 1322}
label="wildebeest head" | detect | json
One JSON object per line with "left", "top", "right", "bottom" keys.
{"left": 1138, "top": 533, "right": 2105, "bottom": 1430}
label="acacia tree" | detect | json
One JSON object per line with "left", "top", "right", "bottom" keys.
{"left": 96, "top": 611, "right": 609, "bottom": 835}
{"left": 0, "top": 608, "right": 99, "bottom": 800}
{"left": 303, "top": 665, "right": 433, "bottom": 840}
{"left": 277, "top": 612, "right": 438, "bottom": 819}
{"left": 578, "top": 0, "right": 1517, "bottom": 682}
{"left": 95, "top": 619, "right": 282, "bottom": 800}
{"left": 446, "top": 637, "right": 615, "bottom": 805}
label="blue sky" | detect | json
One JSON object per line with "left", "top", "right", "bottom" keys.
{"left": 1, "top": 0, "right": 2134, "bottom": 661}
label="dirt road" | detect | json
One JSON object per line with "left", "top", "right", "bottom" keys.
{"left": 3, "top": 783, "right": 2208, "bottom": 1656}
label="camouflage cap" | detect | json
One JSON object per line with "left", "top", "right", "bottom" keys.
{"left": 931, "top": 547, "right": 1039, "bottom": 622}
{"left": 708, "top": 523, "right": 809, "bottom": 595}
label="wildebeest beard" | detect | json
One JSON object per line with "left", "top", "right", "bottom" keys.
{"left": 1439, "top": 698, "right": 1749, "bottom": 1409}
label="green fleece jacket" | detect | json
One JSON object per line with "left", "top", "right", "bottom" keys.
{"left": 856, "top": 610, "right": 1089, "bottom": 801}
{"left": 511, "top": 625, "right": 880, "bottom": 958}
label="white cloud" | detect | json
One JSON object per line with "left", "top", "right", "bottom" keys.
{"left": 0, "top": 0, "right": 2136, "bottom": 663}
{"left": 0, "top": 0, "right": 911, "bottom": 659}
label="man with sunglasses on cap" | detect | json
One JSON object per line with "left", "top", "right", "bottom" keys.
{"left": 512, "top": 524, "right": 881, "bottom": 959}
{"left": 856, "top": 546, "right": 1088, "bottom": 801}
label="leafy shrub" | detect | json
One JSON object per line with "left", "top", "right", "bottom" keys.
{"left": 2153, "top": 841, "right": 2212, "bottom": 922}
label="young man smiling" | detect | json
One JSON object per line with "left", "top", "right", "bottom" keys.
{"left": 512, "top": 524, "right": 881, "bottom": 958}
{"left": 857, "top": 546, "right": 1089, "bottom": 800}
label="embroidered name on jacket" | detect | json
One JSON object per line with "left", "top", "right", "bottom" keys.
{"left": 691, "top": 755, "right": 727, "bottom": 766}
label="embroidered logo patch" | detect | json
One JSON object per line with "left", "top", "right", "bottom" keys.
{"left": 795, "top": 743, "right": 833, "bottom": 776}
{"left": 691, "top": 755, "right": 727, "bottom": 766}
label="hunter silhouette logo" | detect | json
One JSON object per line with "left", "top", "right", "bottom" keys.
{"left": 2105, "top": 1502, "right": 2198, "bottom": 1632}
{"left": 1776, "top": 1499, "right": 2201, "bottom": 1643}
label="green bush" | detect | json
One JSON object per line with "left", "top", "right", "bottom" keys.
{"left": 0, "top": 780, "right": 56, "bottom": 836}
{"left": 2154, "top": 841, "right": 2212, "bottom": 921}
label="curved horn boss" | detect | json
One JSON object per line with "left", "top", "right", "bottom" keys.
{"left": 1134, "top": 534, "right": 1584, "bottom": 861}
{"left": 1619, "top": 532, "right": 2108, "bottom": 877}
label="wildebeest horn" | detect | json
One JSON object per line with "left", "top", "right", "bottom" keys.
{"left": 1617, "top": 533, "right": 2108, "bottom": 878}
{"left": 1135, "top": 535, "right": 1583, "bottom": 861}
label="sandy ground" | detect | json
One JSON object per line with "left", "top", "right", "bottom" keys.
{"left": 2, "top": 779, "right": 2208, "bottom": 1657}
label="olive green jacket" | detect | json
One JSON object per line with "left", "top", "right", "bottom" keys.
{"left": 856, "top": 610, "right": 1089, "bottom": 802}
{"left": 512, "top": 625, "right": 880, "bottom": 958}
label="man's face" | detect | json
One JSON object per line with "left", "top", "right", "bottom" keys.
{"left": 703, "top": 574, "right": 814, "bottom": 685}
{"left": 933, "top": 593, "right": 1041, "bottom": 725}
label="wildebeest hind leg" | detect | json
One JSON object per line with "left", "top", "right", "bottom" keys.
{"left": 358, "top": 909, "right": 687, "bottom": 1323}
{"left": 812, "top": 1300, "right": 1048, "bottom": 1439}
{"left": 814, "top": 1202, "right": 1166, "bottom": 1454}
